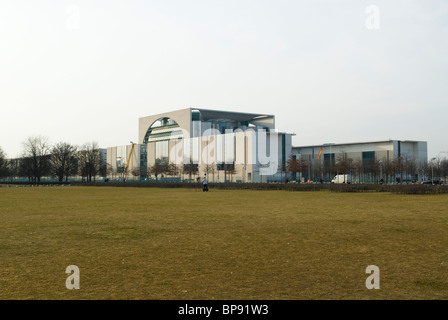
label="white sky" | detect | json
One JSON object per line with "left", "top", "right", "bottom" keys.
{"left": 1, "top": 0, "right": 447, "bottom": 159}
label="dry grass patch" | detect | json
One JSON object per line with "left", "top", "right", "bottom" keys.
{"left": 0, "top": 186, "right": 447, "bottom": 299}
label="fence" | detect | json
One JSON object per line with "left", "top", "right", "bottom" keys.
{"left": 2, "top": 180, "right": 448, "bottom": 194}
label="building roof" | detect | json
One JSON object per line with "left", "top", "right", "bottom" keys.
{"left": 293, "top": 139, "right": 427, "bottom": 149}
{"left": 193, "top": 108, "right": 274, "bottom": 123}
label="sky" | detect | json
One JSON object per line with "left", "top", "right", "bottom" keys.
{"left": 1, "top": 0, "right": 447, "bottom": 159}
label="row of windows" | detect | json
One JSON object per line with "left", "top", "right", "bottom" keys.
{"left": 318, "top": 152, "right": 376, "bottom": 162}
{"left": 147, "top": 162, "right": 236, "bottom": 172}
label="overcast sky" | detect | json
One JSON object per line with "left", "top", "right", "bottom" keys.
{"left": 1, "top": 0, "right": 447, "bottom": 159}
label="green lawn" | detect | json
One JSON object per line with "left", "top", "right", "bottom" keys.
{"left": 0, "top": 186, "right": 447, "bottom": 300}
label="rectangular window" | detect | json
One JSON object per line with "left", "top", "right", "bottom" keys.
{"left": 362, "top": 151, "right": 375, "bottom": 164}
{"left": 217, "top": 163, "right": 235, "bottom": 171}
{"left": 362, "top": 151, "right": 375, "bottom": 172}
{"left": 323, "top": 153, "right": 335, "bottom": 167}
{"left": 183, "top": 163, "right": 198, "bottom": 172}
{"left": 324, "top": 153, "right": 335, "bottom": 179}
{"left": 156, "top": 141, "right": 169, "bottom": 163}
{"left": 191, "top": 111, "right": 201, "bottom": 121}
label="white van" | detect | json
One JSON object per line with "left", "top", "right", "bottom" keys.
{"left": 331, "top": 174, "right": 352, "bottom": 184}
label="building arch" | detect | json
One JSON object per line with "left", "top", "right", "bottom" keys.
{"left": 143, "top": 117, "right": 183, "bottom": 144}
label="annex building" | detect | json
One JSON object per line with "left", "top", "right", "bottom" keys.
{"left": 292, "top": 140, "right": 428, "bottom": 182}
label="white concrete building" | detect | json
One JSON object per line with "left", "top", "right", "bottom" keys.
{"left": 106, "top": 108, "right": 428, "bottom": 183}
{"left": 292, "top": 140, "right": 428, "bottom": 182}
{"left": 107, "top": 108, "right": 293, "bottom": 182}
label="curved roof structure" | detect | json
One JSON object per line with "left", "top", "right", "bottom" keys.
{"left": 139, "top": 107, "right": 275, "bottom": 144}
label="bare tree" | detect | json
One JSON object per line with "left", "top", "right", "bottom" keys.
{"left": 402, "top": 156, "right": 417, "bottom": 183}
{"left": 382, "top": 157, "right": 395, "bottom": 184}
{"left": 150, "top": 161, "right": 168, "bottom": 181}
{"left": 392, "top": 157, "right": 403, "bottom": 183}
{"left": 99, "top": 161, "right": 108, "bottom": 179}
{"left": 138, "top": 165, "right": 149, "bottom": 179}
{"left": 432, "top": 158, "right": 443, "bottom": 181}
{"left": 167, "top": 162, "right": 180, "bottom": 177}
{"left": 202, "top": 162, "right": 217, "bottom": 182}
{"left": 286, "top": 155, "right": 305, "bottom": 182}
{"left": 177, "top": 164, "right": 183, "bottom": 179}
{"left": 21, "top": 136, "right": 51, "bottom": 183}
{"left": 279, "top": 163, "right": 288, "bottom": 182}
{"left": 146, "top": 167, "right": 153, "bottom": 180}
{"left": 371, "top": 158, "right": 383, "bottom": 183}
{"left": 0, "top": 147, "right": 8, "bottom": 179}
{"left": 18, "top": 157, "right": 34, "bottom": 181}
{"left": 314, "top": 158, "right": 324, "bottom": 182}
{"left": 441, "top": 159, "right": 448, "bottom": 184}
{"left": 224, "top": 163, "right": 236, "bottom": 182}
{"left": 202, "top": 163, "right": 216, "bottom": 181}
{"left": 352, "top": 159, "right": 363, "bottom": 183}
{"left": 335, "top": 152, "right": 354, "bottom": 175}
{"left": 116, "top": 162, "right": 127, "bottom": 180}
{"left": 210, "top": 162, "right": 217, "bottom": 182}
{"left": 6, "top": 158, "right": 20, "bottom": 180}
{"left": 418, "top": 161, "right": 429, "bottom": 182}
{"left": 131, "top": 167, "right": 141, "bottom": 179}
{"left": 183, "top": 160, "right": 198, "bottom": 181}
{"left": 78, "top": 142, "right": 101, "bottom": 182}
{"left": 51, "top": 142, "right": 78, "bottom": 182}
{"left": 106, "top": 163, "right": 116, "bottom": 180}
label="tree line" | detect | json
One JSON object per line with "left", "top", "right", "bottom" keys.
{"left": 0, "top": 136, "right": 105, "bottom": 183}
{"left": 113, "top": 160, "right": 238, "bottom": 182}
{"left": 2, "top": 139, "right": 447, "bottom": 184}
{"left": 0, "top": 137, "right": 241, "bottom": 183}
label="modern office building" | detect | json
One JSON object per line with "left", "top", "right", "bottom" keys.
{"left": 292, "top": 140, "right": 428, "bottom": 182}
{"left": 107, "top": 108, "right": 294, "bottom": 182}
{"left": 106, "top": 107, "right": 428, "bottom": 183}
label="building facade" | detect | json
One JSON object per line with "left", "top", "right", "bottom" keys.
{"left": 107, "top": 108, "right": 293, "bottom": 182}
{"left": 292, "top": 140, "right": 428, "bottom": 182}
{"left": 106, "top": 108, "right": 428, "bottom": 183}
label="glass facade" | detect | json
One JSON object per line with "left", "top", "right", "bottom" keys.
{"left": 362, "top": 151, "right": 375, "bottom": 173}
{"left": 155, "top": 140, "right": 169, "bottom": 163}
{"left": 323, "top": 153, "right": 335, "bottom": 167}
{"left": 140, "top": 144, "right": 147, "bottom": 177}
{"left": 129, "top": 108, "right": 292, "bottom": 182}
{"left": 191, "top": 110, "right": 201, "bottom": 121}
{"left": 362, "top": 151, "right": 375, "bottom": 164}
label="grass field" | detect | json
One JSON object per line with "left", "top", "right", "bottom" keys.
{"left": 1, "top": 186, "right": 447, "bottom": 300}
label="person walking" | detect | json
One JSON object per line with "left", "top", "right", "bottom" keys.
{"left": 202, "top": 175, "right": 208, "bottom": 192}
